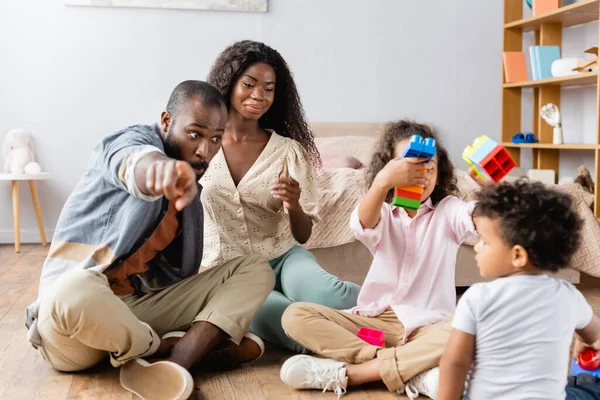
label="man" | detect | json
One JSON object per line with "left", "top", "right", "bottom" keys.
{"left": 26, "top": 80, "right": 275, "bottom": 400}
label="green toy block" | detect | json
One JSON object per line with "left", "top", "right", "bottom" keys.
{"left": 392, "top": 196, "right": 421, "bottom": 210}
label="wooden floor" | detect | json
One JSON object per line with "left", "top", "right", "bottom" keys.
{"left": 2, "top": 244, "right": 600, "bottom": 400}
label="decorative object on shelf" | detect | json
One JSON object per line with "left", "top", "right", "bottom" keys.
{"left": 575, "top": 165, "right": 595, "bottom": 194}
{"left": 559, "top": 177, "right": 575, "bottom": 185}
{"left": 529, "top": 46, "right": 561, "bottom": 80}
{"left": 527, "top": 169, "right": 556, "bottom": 184}
{"left": 540, "top": 103, "right": 563, "bottom": 144}
{"left": 511, "top": 132, "right": 538, "bottom": 143}
{"left": 572, "top": 47, "right": 599, "bottom": 73}
{"left": 552, "top": 58, "right": 584, "bottom": 77}
{"left": 63, "top": 0, "right": 268, "bottom": 12}
{"left": 503, "top": 51, "right": 528, "bottom": 83}
{"left": 3, "top": 129, "right": 42, "bottom": 174}
{"left": 525, "top": 0, "right": 532, "bottom": 9}
{"left": 533, "top": 0, "right": 559, "bottom": 16}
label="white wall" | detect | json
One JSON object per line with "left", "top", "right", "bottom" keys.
{"left": 1, "top": 0, "right": 588, "bottom": 243}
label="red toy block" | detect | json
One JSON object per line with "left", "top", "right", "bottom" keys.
{"left": 394, "top": 188, "right": 421, "bottom": 201}
{"left": 479, "top": 145, "right": 517, "bottom": 182}
{"left": 357, "top": 327, "right": 385, "bottom": 347}
{"left": 579, "top": 348, "right": 600, "bottom": 371}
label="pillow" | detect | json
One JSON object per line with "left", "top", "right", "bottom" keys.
{"left": 305, "top": 167, "right": 368, "bottom": 249}
{"left": 321, "top": 154, "right": 363, "bottom": 169}
{"left": 315, "top": 136, "right": 378, "bottom": 166}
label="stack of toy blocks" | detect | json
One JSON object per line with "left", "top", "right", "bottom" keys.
{"left": 392, "top": 135, "right": 436, "bottom": 210}
{"left": 462, "top": 135, "right": 516, "bottom": 182}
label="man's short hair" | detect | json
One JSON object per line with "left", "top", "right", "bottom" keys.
{"left": 166, "top": 80, "right": 225, "bottom": 117}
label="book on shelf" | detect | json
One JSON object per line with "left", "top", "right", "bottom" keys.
{"left": 503, "top": 52, "right": 528, "bottom": 83}
{"left": 529, "top": 45, "right": 561, "bottom": 80}
{"left": 532, "top": 0, "right": 559, "bottom": 16}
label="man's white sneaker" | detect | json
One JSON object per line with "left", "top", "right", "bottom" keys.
{"left": 280, "top": 355, "right": 348, "bottom": 398}
{"left": 120, "top": 358, "right": 193, "bottom": 400}
{"left": 397, "top": 367, "right": 440, "bottom": 399}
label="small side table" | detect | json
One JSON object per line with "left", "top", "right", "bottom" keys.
{"left": 0, "top": 172, "right": 51, "bottom": 253}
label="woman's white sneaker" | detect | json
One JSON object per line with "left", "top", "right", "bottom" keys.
{"left": 280, "top": 355, "right": 348, "bottom": 398}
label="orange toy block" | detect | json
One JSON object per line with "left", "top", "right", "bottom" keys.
{"left": 395, "top": 188, "right": 422, "bottom": 201}
{"left": 401, "top": 185, "right": 424, "bottom": 193}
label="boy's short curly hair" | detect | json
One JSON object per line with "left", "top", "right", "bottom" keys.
{"left": 366, "top": 120, "right": 458, "bottom": 204}
{"left": 473, "top": 179, "right": 583, "bottom": 272}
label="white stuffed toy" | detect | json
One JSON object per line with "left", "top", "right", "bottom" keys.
{"left": 3, "top": 129, "right": 42, "bottom": 174}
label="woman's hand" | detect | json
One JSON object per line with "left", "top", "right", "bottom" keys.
{"left": 271, "top": 176, "right": 302, "bottom": 211}
{"left": 373, "top": 157, "right": 431, "bottom": 191}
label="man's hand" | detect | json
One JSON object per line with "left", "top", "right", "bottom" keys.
{"left": 145, "top": 159, "right": 198, "bottom": 211}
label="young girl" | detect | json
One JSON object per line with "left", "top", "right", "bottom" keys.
{"left": 279, "top": 120, "right": 486, "bottom": 399}
{"left": 203, "top": 40, "right": 360, "bottom": 353}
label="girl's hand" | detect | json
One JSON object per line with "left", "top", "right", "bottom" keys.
{"left": 374, "top": 157, "right": 430, "bottom": 191}
{"left": 271, "top": 176, "right": 302, "bottom": 211}
{"left": 468, "top": 168, "right": 494, "bottom": 188}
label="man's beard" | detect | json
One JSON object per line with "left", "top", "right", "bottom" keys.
{"left": 164, "top": 129, "right": 209, "bottom": 179}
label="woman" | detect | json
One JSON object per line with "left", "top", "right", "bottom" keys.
{"left": 203, "top": 40, "right": 360, "bottom": 352}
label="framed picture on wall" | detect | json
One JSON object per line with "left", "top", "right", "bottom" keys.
{"left": 64, "top": 0, "right": 267, "bottom": 12}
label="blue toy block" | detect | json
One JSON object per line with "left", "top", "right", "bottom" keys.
{"left": 402, "top": 135, "right": 436, "bottom": 160}
{"left": 469, "top": 139, "right": 498, "bottom": 164}
{"left": 472, "top": 163, "right": 488, "bottom": 180}
{"left": 393, "top": 135, "right": 437, "bottom": 210}
{"left": 571, "top": 359, "right": 600, "bottom": 379}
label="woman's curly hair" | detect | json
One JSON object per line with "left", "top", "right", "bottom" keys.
{"left": 473, "top": 179, "right": 583, "bottom": 272}
{"left": 207, "top": 40, "right": 320, "bottom": 166}
{"left": 366, "top": 120, "right": 458, "bottom": 204}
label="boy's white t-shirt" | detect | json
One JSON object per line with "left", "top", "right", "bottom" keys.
{"left": 453, "top": 274, "right": 593, "bottom": 400}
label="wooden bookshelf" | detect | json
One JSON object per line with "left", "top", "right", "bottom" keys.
{"left": 501, "top": 0, "right": 600, "bottom": 217}
{"left": 504, "top": 0, "right": 599, "bottom": 31}
{"left": 503, "top": 71, "right": 598, "bottom": 88}
{"left": 503, "top": 142, "right": 599, "bottom": 149}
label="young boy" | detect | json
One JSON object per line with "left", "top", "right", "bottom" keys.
{"left": 439, "top": 179, "right": 600, "bottom": 400}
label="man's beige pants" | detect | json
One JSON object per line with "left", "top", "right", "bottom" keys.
{"left": 37, "top": 255, "right": 275, "bottom": 372}
{"left": 282, "top": 302, "right": 452, "bottom": 392}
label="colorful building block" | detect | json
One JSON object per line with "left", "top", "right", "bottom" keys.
{"left": 357, "top": 327, "right": 385, "bottom": 347}
{"left": 570, "top": 348, "right": 600, "bottom": 379}
{"left": 462, "top": 135, "right": 516, "bottom": 182}
{"left": 392, "top": 135, "right": 437, "bottom": 210}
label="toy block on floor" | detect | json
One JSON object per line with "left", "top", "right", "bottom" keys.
{"left": 357, "top": 327, "right": 385, "bottom": 347}
{"left": 392, "top": 135, "right": 437, "bottom": 210}
{"left": 462, "top": 135, "right": 516, "bottom": 182}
